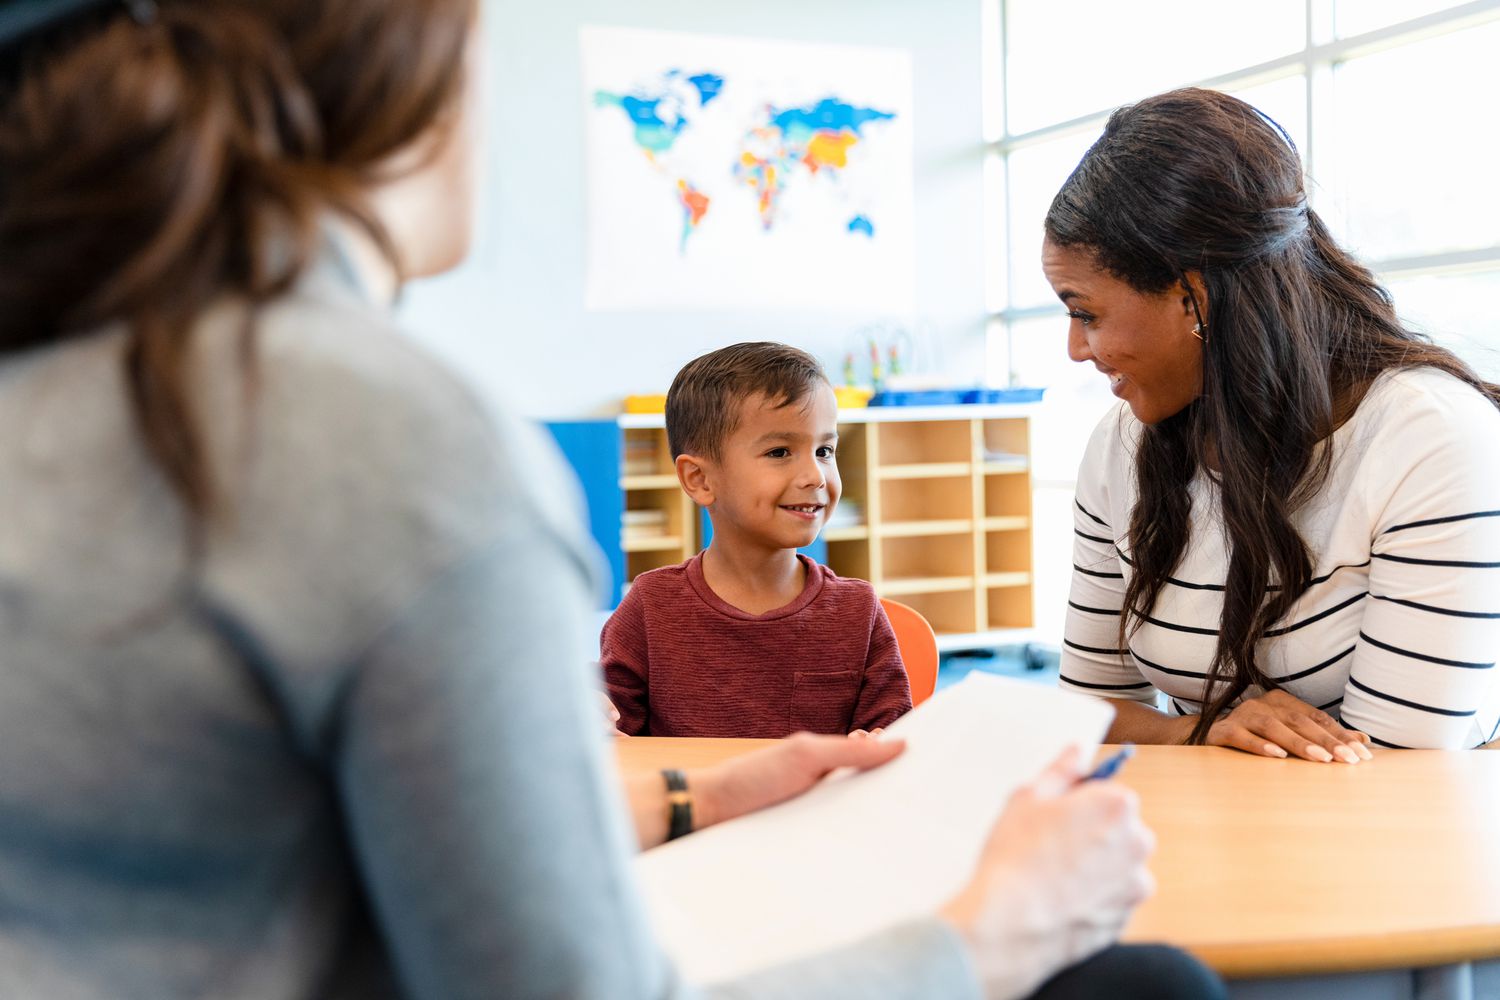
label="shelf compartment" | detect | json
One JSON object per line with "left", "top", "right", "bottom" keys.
{"left": 833, "top": 423, "right": 870, "bottom": 510}
{"left": 980, "top": 418, "right": 1030, "bottom": 464}
{"left": 627, "top": 547, "right": 690, "bottom": 578}
{"left": 875, "top": 462, "right": 973, "bottom": 480}
{"left": 879, "top": 476, "right": 974, "bottom": 523}
{"left": 622, "top": 427, "right": 675, "bottom": 478}
{"left": 619, "top": 474, "right": 681, "bottom": 491}
{"left": 981, "top": 516, "right": 1030, "bottom": 532}
{"left": 822, "top": 524, "right": 870, "bottom": 542}
{"left": 875, "top": 420, "right": 973, "bottom": 465}
{"left": 826, "top": 537, "right": 871, "bottom": 580}
{"left": 892, "top": 589, "right": 980, "bottom": 635}
{"left": 882, "top": 532, "right": 975, "bottom": 581}
{"left": 986, "top": 527, "right": 1033, "bottom": 576}
{"left": 984, "top": 473, "right": 1031, "bottom": 520}
{"left": 987, "top": 583, "right": 1034, "bottom": 630}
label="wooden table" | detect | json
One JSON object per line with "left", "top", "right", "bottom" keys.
{"left": 616, "top": 738, "right": 1500, "bottom": 979}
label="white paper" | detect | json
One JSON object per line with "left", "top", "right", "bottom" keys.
{"left": 634, "top": 673, "right": 1114, "bottom": 985}
{"left": 580, "top": 25, "right": 915, "bottom": 311}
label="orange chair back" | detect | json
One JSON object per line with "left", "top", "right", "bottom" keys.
{"left": 880, "top": 598, "right": 939, "bottom": 707}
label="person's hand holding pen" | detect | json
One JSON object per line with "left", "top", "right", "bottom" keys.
{"left": 941, "top": 745, "right": 1154, "bottom": 1000}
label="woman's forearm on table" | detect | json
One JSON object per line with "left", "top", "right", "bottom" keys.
{"left": 1107, "top": 698, "right": 1198, "bottom": 744}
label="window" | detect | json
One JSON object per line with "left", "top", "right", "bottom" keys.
{"left": 987, "top": 0, "right": 1500, "bottom": 440}
{"left": 985, "top": 0, "right": 1500, "bottom": 638}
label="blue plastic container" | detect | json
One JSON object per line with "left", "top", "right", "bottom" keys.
{"left": 867, "top": 387, "right": 1046, "bottom": 407}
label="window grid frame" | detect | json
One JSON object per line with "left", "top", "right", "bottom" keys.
{"left": 986, "top": 0, "right": 1500, "bottom": 382}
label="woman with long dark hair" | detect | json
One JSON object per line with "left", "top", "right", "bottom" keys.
{"left": 1047, "top": 87, "right": 1500, "bottom": 757}
{"left": 0, "top": 2, "right": 1232, "bottom": 998}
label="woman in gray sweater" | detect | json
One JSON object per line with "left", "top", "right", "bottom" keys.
{"left": 0, "top": 1, "right": 1222, "bottom": 998}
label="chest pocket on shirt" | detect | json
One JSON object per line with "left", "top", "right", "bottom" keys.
{"left": 790, "top": 670, "right": 859, "bottom": 734}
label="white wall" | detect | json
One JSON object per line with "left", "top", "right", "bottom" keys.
{"left": 399, "top": 0, "right": 988, "bottom": 419}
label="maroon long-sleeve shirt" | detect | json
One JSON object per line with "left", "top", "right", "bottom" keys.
{"left": 601, "top": 553, "right": 912, "bottom": 738}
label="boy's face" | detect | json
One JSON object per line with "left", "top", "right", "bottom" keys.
{"left": 694, "top": 384, "right": 841, "bottom": 553}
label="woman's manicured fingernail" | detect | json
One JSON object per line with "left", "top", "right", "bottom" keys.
{"left": 1308, "top": 745, "right": 1334, "bottom": 762}
{"left": 1355, "top": 743, "right": 1374, "bottom": 760}
{"left": 1335, "top": 745, "right": 1360, "bottom": 764}
{"left": 1264, "top": 744, "right": 1288, "bottom": 758}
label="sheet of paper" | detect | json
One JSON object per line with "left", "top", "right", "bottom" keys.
{"left": 634, "top": 673, "right": 1115, "bottom": 985}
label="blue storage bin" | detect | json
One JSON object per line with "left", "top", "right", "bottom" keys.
{"left": 868, "top": 387, "right": 1047, "bottom": 407}
{"left": 867, "top": 389, "right": 966, "bottom": 407}
{"left": 961, "top": 387, "right": 1046, "bottom": 404}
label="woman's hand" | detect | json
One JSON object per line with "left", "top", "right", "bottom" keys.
{"left": 1206, "top": 689, "right": 1373, "bottom": 763}
{"left": 941, "top": 748, "right": 1155, "bottom": 1000}
{"left": 691, "top": 732, "right": 905, "bottom": 830}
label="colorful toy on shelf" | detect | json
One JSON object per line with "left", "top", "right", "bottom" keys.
{"left": 834, "top": 386, "right": 873, "bottom": 409}
{"left": 623, "top": 393, "right": 668, "bottom": 414}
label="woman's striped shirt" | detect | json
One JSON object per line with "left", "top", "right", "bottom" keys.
{"left": 1060, "top": 368, "right": 1500, "bottom": 749}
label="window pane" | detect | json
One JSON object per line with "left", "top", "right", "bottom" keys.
{"left": 1337, "top": 0, "right": 1469, "bottom": 37}
{"left": 1005, "top": 0, "right": 1304, "bottom": 135}
{"left": 1385, "top": 268, "right": 1500, "bottom": 382}
{"left": 1006, "top": 129, "right": 1100, "bottom": 310}
{"left": 1331, "top": 21, "right": 1500, "bottom": 261}
{"left": 1227, "top": 74, "right": 1307, "bottom": 160}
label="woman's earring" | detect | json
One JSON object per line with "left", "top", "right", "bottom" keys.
{"left": 1191, "top": 323, "right": 1205, "bottom": 342}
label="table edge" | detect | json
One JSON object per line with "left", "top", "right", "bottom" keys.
{"left": 1173, "top": 924, "right": 1500, "bottom": 979}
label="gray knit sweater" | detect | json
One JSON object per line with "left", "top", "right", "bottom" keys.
{"left": 0, "top": 252, "right": 979, "bottom": 1000}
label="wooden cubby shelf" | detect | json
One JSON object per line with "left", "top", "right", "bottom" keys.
{"left": 567, "top": 404, "right": 1039, "bottom": 639}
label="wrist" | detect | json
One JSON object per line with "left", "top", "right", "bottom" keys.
{"left": 682, "top": 767, "right": 722, "bottom": 831}
{"left": 1172, "top": 713, "right": 1199, "bottom": 745}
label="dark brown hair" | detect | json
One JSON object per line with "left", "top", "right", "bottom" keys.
{"left": 1044, "top": 87, "right": 1500, "bottom": 743}
{"left": 0, "top": 0, "right": 475, "bottom": 523}
{"left": 666, "top": 342, "right": 829, "bottom": 460}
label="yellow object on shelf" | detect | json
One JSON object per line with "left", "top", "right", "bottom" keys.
{"left": 835, "top": 386, "right": 873, "bottom": 409}
{"left": 624, "top": 393, "right": 668, "bottom": 414}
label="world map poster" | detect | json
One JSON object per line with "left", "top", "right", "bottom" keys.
{"left": 581, "top": 26, "right": 915, "bottom": 311}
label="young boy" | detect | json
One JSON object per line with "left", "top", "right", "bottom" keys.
{"left": 601, "top": 342, "right": 912, "bottom": 738}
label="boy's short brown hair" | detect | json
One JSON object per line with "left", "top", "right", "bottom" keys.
{"left": 666, "top": 342, "right": 830, "bottom": 460}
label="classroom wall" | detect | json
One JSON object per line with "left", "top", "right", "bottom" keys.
{"left": 399, "top": 0, "right": 988, "bottom": 419}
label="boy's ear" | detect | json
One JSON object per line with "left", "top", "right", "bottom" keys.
{"left": 675, "top": 452, "right": 715, "bottom": 507}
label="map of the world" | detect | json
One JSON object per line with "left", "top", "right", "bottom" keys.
{"left": 582, "top": 27, "right": 914, "bottom": 311}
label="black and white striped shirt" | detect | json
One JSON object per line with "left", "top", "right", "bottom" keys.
{"left": 1060, "top": 368, "right": 1500, "bottom": 749}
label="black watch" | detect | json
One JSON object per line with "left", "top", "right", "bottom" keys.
{"left": 661, "top": 768, "right": 693, "bottom": 841}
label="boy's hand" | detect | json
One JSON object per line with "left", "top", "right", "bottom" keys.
{"left": 849, "top": 728, "right": 884, "bottom": 739}
{"left": 598, "top": 691, "right": 624, "bottom": 737}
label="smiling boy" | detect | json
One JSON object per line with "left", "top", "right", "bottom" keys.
{"left": 601, "top": 343, "right": 912, "bottom": 738}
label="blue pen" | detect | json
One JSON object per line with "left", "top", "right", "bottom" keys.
{"left": 1082, "top": 743, "right": 1135, "bottom": 782}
